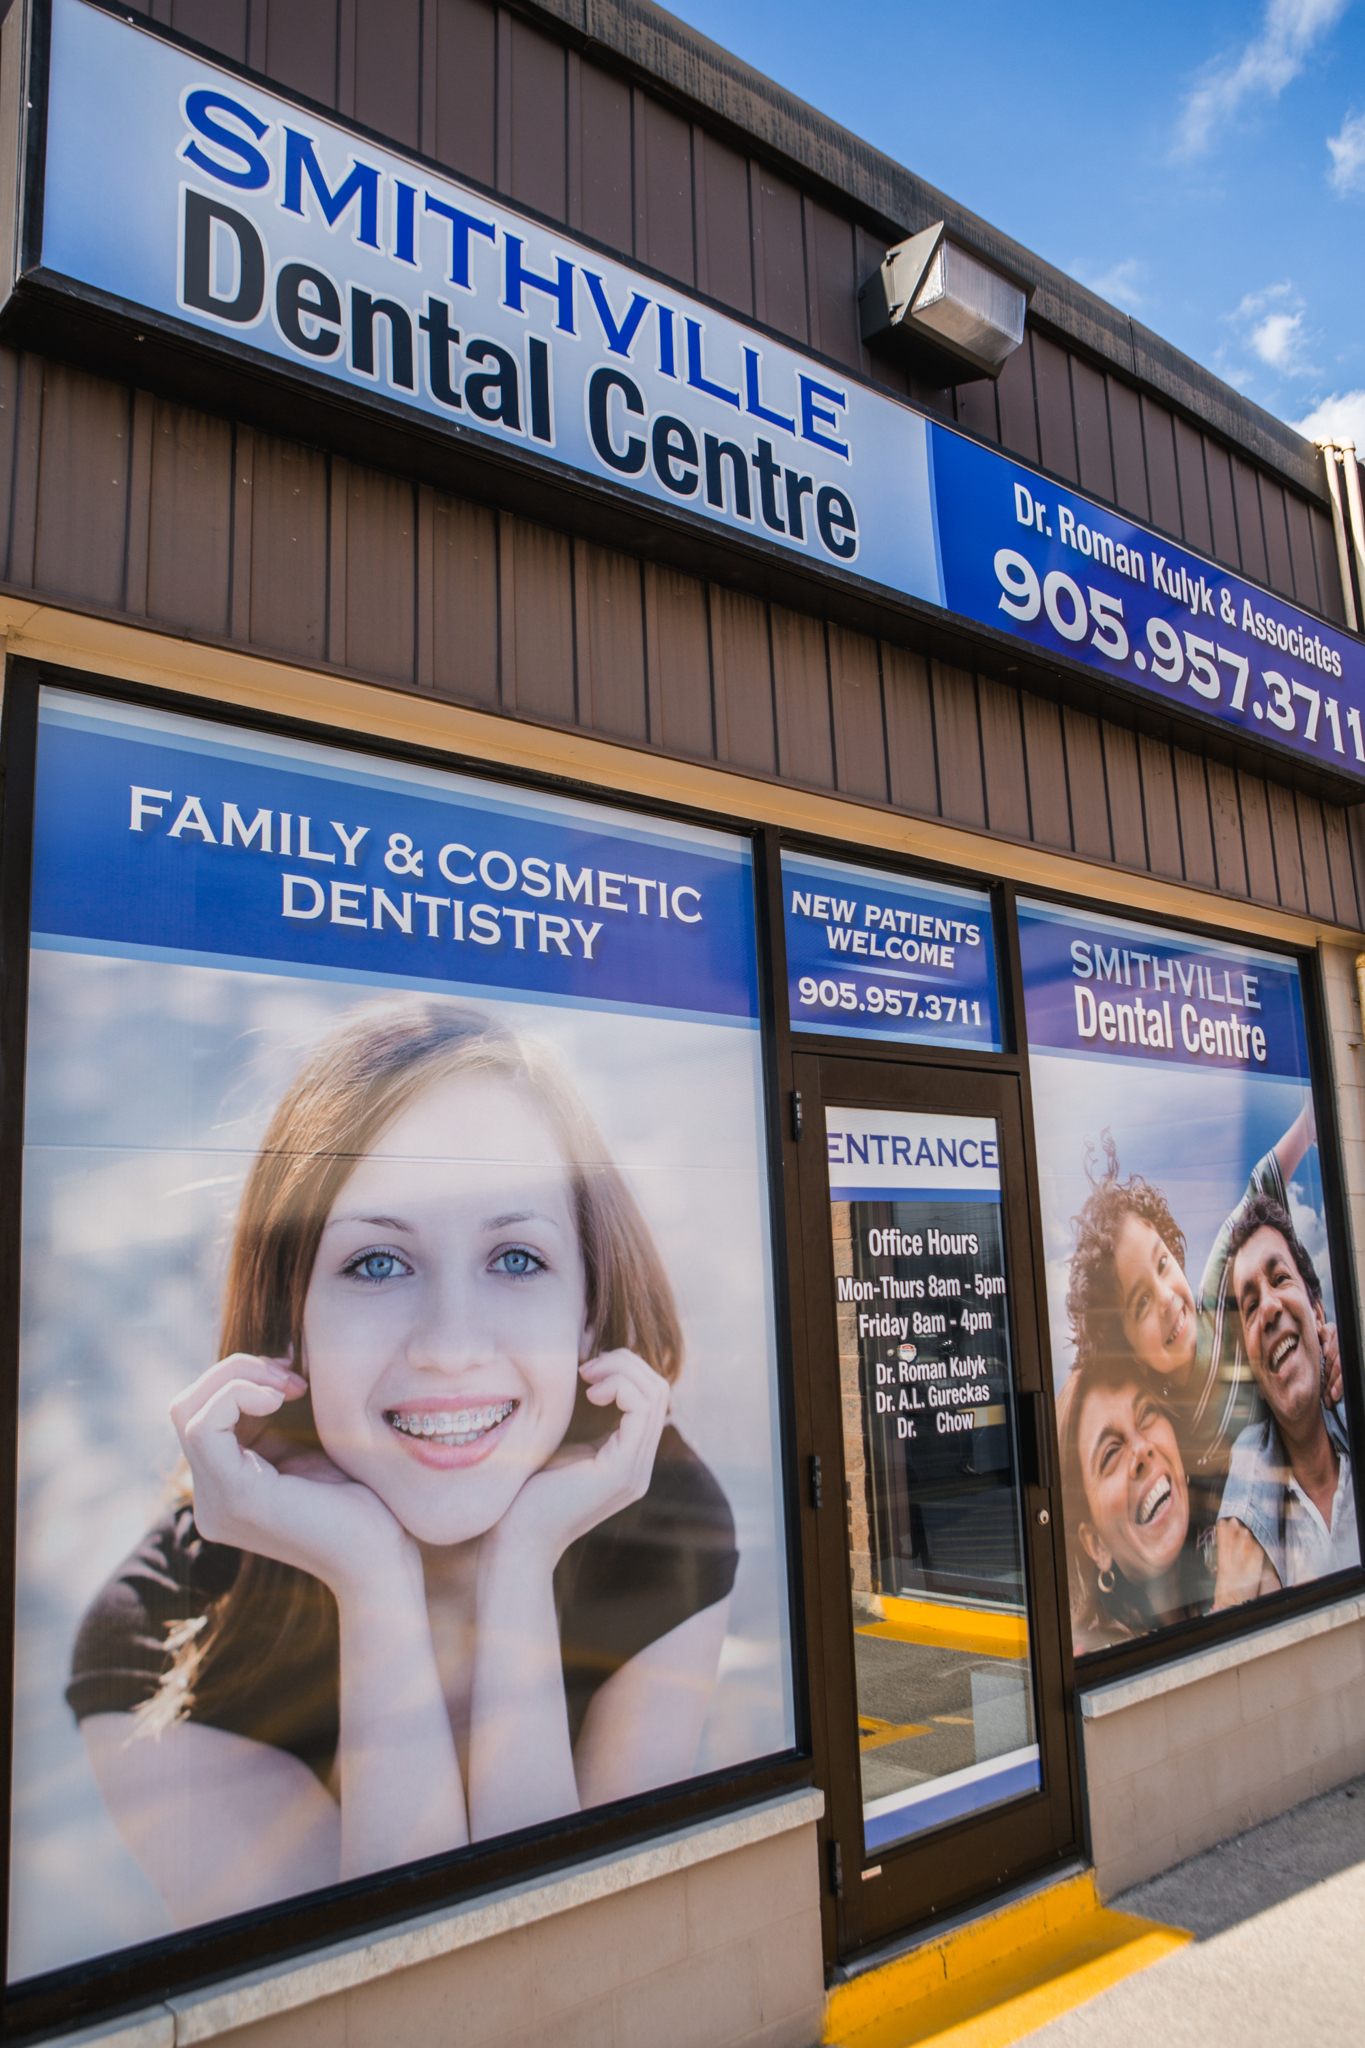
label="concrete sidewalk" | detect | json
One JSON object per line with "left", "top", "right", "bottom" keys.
{"left": 1017, "top": 1772, "right": 1365, "bottom": 2046}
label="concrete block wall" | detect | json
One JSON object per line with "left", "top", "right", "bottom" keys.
{"left": 65, "top": 1796, "right": 825, "bottom": 2048}
{"left": 1081, "top": 1599, "right": 1365, "bottom": 1898}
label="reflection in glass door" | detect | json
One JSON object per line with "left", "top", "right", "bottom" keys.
{"left": 826, "top": 1103, "right": 1038, "bottom": 1854}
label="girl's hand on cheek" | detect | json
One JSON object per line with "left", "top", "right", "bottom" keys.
{"left": 172, "top": 1354, "right": 415, "bottom": 1598}
{"left": 483, "top": 1349, "right": 668, "bottom": 1572}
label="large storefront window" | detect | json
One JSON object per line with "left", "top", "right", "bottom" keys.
{"left": 1020, "top": 898, "right": 1359, "bottom": 1658}
{"left": 10, "top": 688, "right": 794, "bottom": 1981}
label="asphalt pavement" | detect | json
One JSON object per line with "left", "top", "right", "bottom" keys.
{"left": 1016, "top": 1772, "right": 1365, "bottom": 2046}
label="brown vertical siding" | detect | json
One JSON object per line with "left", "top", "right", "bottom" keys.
{"left": 1101, "top": 725, "right": 1146, "bottom": 871}
{"left": 1231, "top": 458, "right": 1269, "bottom": 585}
{"left": 1136, "top": 737, "right": 1181, "bottom": 881}
{"left": 1106, "top": 379, "right": 1148, "bottom": 522}
{"left": 355, "top": 0, "right": 420, "bottom": 149}
{"left": 1310, "top": 505, "right": 1346, "bottom": 623}
{"left": 1061, "top": 706, "right": 1110, "bottom": 862}
{"left": 882, "top": 643, "right": 938, "bottom": 817}
{"left": 1020, "top": 698, "right": 1069, "bottom": 850}
{"left": 693, "top": 132, "right": 753, "bottom": 315}
{"left": 1, "top": 332, "right": 1355, "bottom": 929}
{"left": 995, "top": 341, "right": 1039, "bottom": 465}
{"left": 771, "top": 606, "right": 834, "bottom": 789}
{"left": 431, "top": 0, "right": 497, "bottom": 187}
{"left": 431, "top": 495, "right": 499, "bottom": 708}
{"left": 750, "top": 166, "right": 807, "bottom": 343}
{"left": 1173, "top": 418, "right": 1212, "bottom": 558}
{"left": 574, "top": 63, "right": 633, "bottom": 250}
{"left": 170, "top": 0, "right": 248, "bottom": 62}
{"left": 708, "top": 585, "right": 776, "bottom": 775}
{"left": 928, "top": 660, "right": 984, "bottom": 829}
{"left": 146, "top": 403, "right": 232, "bottom": 636}
{"left": 803, "top": 200, "right": 859, "bottom": 371}
{"left": 1205, "top": 443, "right": 1239, "bottom": 571}
{"left": 954, "top": 378, "right": 999, "bottom": 446}
{"left": 643, "top": 562, "right": 714, "bottom": 759}
{"left": 1070, "top": 360, "right": 1113, "bottom": 505}
{"left": 32, "top": 365, "right": 129, "bottom": 612}
{"left": 1032, "top": 334, "right": 1077, "bottom": 484}
{"left": 263, "top": 0, "right": 338, "bottom": 108}
{"left": 499, "top": 514, "right": 575, "bottom": 722}
{"left": 976, "top": 676, "right": 1029, "bottom": 839}
{"left": 635, "top": 97, "right": 694, "bottom": 283}
{"left": 573, "top": 543, "right": 648, "bottom": 742}
{"left": 506, "top": 15, "right": 567, "bottom": 222}
{"left": 1283, "top": 493, "right": 1319, "bottom": 611}
{"left": 1142, "top": 401, "right": 1181, "bottom": 538}
{"left": 1205, "top": 760, "right": 1248, "bottom": 898}
{"left": 1259, "top": 477, "right": 1294, "bottom": 598}
{"left": 828, "top": 625, "right": 887, "bottom": 803}
{"left": 1171, "top": 749, "right": 1216, "bottom": 890}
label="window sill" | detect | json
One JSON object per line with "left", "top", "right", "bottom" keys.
{"left": 1078, "top": 1590, "right": 1365, "bottom": 1721}
{"left": 55, "top": 1787, "right": 825, "bottom": 2048}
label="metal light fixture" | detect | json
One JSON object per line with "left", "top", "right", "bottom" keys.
{"left": 859, "top": 223, "right": 1031, "bottom": 384}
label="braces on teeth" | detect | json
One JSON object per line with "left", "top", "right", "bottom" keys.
{"left": 387, "top": 1401, "right": 516, "bottom": 1444}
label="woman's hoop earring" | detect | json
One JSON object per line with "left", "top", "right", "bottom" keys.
{"left": 1097, "top": 1565, "right": 1116, "bottom": 1595}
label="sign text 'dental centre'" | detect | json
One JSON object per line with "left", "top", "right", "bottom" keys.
{"left": 27, "top": 0, "right": 1365, "bottom": 788}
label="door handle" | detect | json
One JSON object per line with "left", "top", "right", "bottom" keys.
{"left": 1018, "top": 1389, "right": 1054, "bottom": 1492}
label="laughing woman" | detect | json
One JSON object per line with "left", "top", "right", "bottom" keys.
{"left": 1063, "top": 1101, "right": 1334, "bottom": 1536}
{"left": 66, "top": 1001, "right": 737, "bottom": 1928}
{"left": 1055, "top": 1357, "right": 1210, "bottom": 1652}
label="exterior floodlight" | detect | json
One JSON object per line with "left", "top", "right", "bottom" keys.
{"left": 858, "top": 223, "right": 1031, "bottom": 384}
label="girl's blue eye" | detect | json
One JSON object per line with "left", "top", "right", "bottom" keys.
{"left": 492, "top": 1247, "right": 543, "bottom": 1278}
{"left": 349, "top": 1251, "right": 408, "bottom": 1283}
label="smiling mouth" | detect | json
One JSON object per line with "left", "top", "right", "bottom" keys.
{"left": 385, "top": 1400, "right": 517, "bottom": 1447}
{"left": 1164, "top": 1305, "right": 1187, "bottom": 1350}
{"left": 1136, "top": 1475, "right": 1172, "bottom": 1526}
{"left": 1268, "top": 1332, "right": 1299, "bottom": 1374}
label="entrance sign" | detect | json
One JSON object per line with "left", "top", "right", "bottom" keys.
{"left": 782, "top": 852, "right": 999, "bottom": 1050}
{"left": 1020, "top": 899, "right": 1358, "bottom": 1660}
{"left": 825, "top": 1105, "right": 1039, "bottom": 1851}
{"left": 10, "top": 687, "right": 793, "bottom": 1982}
{"left": 16, "top": 0, "right": 1365, "bottom": 789}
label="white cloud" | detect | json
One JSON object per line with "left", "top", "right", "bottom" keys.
{"left": 1289, "top": 389, "right": 1365, "bottom": 443}
{"left": 1174, "top": 0, "right": 1351, "bottom": 158}
{"left": 1225, "top": 281, "right": 1317, "bottom": 377}
{"left": 1252, "top": 309, "right": 1305, "bottom": 368}
{"left": 1328, "top": 107, "right": 1365, "bottom": 191}
{"left": 1067, "top": 257, "right": 1146, "bottom": 310}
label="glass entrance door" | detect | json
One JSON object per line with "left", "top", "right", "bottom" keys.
{"left": 830, "top": 1104, "right": 1037, "bottom": 1852}
{"left": 794, "top": 1057, "right": 1077, "bottom": 1956}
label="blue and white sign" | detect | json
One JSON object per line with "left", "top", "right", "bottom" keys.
{"left": 930, "top": 429, "right": 1364, "bottom": 788}
{"left": 1016, "top": 898, "right": 1309, "bottom": 1082}
{"left": 33, "top": 689, "right": 761, "bottom": 1025}
{"left": 783, "top": 851, "right": 999, "bottom": 1049}
{"left": 26, "top": 0, "right": 1365, "bottom": 788}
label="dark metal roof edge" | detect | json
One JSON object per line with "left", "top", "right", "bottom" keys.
{"left": 525, "top": 0, "right": 1328, "bottom": 504}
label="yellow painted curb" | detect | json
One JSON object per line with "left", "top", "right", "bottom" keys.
{"left": 857, "top": 1596, "right": 1031, "bottom": 1661}
{"left": 824, "top": 1872, "right": 1190, "bottom": 2048}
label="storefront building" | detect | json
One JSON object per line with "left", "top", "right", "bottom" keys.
{"left": 2, "top": 3, "right": 1365, "bottom": 2044}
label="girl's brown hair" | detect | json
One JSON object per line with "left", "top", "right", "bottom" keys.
{"left": 147, "top": 998, "right": 683, "bottom": 1739}
{"left": 1065, "top": 1133, "right": 1187, "bottom": 1374}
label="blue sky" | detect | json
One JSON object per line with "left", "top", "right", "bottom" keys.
{"left": 666, "top": 0, "right": 1365, "bottom": 446}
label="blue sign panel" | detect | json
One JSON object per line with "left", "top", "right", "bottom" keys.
{"left": 27, "top": 0, "right": 1365, "bottom": 789}
{"left": 1016, "top": 897, "right": 1308, "bottom": 1083}
{"left": 782, "top": 851, "right": 999, "bottom": 1049}
{"left": 930, "top": 426, "right": 1363, "bottom": 788}
{"left": 33, "top": 691, "right": 760, "bottom": 1025}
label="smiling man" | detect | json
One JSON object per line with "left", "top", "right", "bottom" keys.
{"left": 1214, "top": 1194, "right": 1358, "bottom": 1604}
